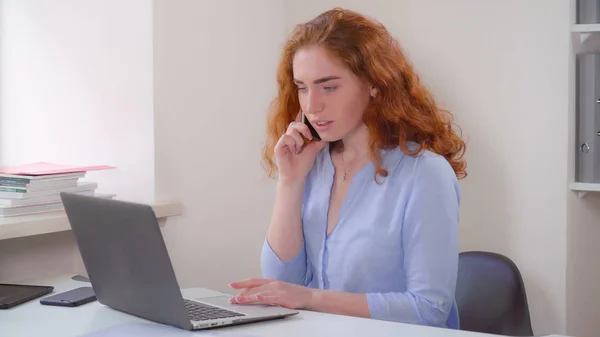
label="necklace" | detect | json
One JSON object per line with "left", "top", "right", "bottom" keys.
{"left": 340, "top": 151, "right": 368, "bottom": 181}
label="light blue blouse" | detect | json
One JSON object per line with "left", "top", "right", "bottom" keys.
{"left": 261, "top": 142, "right": 460, "bottom": 329}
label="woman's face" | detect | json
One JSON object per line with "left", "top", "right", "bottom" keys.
{"left": 292, "top": 45, "right": 372, "bottom": 142}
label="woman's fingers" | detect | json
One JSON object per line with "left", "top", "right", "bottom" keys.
{"left": 285, "top": 128, "right": 305, "bottom": 150}
{"left": 230, "top": 286, "right": 260, "bottom": 299}
{"left": 228, "top": 277, "right": 273, "bottom": 289}
{"left": 229, "top": 290, "right": 278, "bottom": 305}
{"left": 274, "top": 121, "right": 315, "bottom": 156}
{"left": 287, "top": 122, "right": 313, "bottom": 141}
{"left": 228, "top": 288, "right": 263, "bottom": 304}
{"left": 228, "top": 279, "right": 280, "bottom": 304}
{"left": 275, "top": 134, "right": 299, "bottom": 154}
{"left": 252, "top": 294, "right": 278, "bottom": 306}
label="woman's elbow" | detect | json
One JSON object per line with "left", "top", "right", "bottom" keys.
{"left": 367, "top": 292, "right": 453, "bottom": 328}
{"left": 413, "top": 295, "right": 455, "bottom": 328}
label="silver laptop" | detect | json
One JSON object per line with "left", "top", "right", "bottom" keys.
{"left": 60, "top": 192, "right": 298, "bottom": 330}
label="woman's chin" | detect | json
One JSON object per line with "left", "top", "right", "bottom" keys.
{"left": 316, "top": 133, "right": 341, "bottom": 143}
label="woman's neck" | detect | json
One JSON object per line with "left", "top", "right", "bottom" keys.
{"left": 332, "top": 123, "right": 370, "bottom": 162}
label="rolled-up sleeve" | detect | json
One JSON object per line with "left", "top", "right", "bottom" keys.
{"left": 260, "top": 237, "right": 308, "bottom": 285}
{"left": 366, "top": 155, "right": 460, "bottom": 328}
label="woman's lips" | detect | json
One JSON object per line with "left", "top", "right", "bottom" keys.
{"left": 312, "top": 120, "right": 333, "bottom": 132}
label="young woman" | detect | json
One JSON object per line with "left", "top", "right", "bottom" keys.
{"left": 228, "top": 7, "right": 467, "bottom": 329}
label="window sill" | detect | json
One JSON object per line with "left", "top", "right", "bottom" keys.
{"left": 0, "top": 200, "right": 183, "bottom": 241}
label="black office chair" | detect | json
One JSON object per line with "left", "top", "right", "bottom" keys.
{"left": 455, "top": 251, "right": 534, "bottom": 336}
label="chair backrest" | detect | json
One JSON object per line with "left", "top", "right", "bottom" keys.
{"left": 455, "top": 251, "right": 534, "bottom": 336}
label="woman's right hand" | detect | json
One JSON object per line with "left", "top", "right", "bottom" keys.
{"left": 274, "top": 119, "right": 326, "bottom": 183}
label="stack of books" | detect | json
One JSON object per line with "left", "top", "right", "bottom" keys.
{"left": 0, "top": 162, "right": 115, "bottom": 217}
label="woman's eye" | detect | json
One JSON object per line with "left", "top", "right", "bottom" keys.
{"left": 324, "top": 86, "right": 337, "bottom": 92}
{"left": 297, "top": 87, "right": 307, "bottom": 92}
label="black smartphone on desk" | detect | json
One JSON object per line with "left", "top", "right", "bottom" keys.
{"left": 40, "top": 286, "right": 96, "bottom": 307}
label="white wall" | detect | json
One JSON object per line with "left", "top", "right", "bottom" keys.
{"left": 153, "top": 0, "right": 284, "bottom": 292}
{"left": 0, "top": 0, "right": 154, "bottom": 202}
{"left": 0, "top": 0, "right": 154, "bottom": 281}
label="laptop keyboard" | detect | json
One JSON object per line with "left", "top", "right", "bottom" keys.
{"left": 184, "top": 299, "right": 246, "bottom": 321}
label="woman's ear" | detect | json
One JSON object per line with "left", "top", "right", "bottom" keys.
{"left": 370, "top": 87, "right": 377, "bottom": 98}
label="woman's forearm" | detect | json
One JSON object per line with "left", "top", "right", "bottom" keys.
{"left": 308, "top": 289, "right": 371, "bottom": 318}
{"left": 266, "top": 180, "right": 305, "bottom": 261}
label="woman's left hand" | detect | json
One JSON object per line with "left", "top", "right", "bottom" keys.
{"left": 228, "top": 278, "right": 315, "bottom": 310}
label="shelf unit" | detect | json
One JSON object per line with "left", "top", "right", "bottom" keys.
{"left": 572, "top": 23, "right": 600, "bottom": 43}
{"left": 569, "top": 182, "right": 600, "bottom": 198}
{"left": 569, "top": 2, "right": 600, "bottom": 198}
{"left": 0, "top": 200, "right": 183, "bottom": 241}
{"left": 572, "top": 23, "right": 600, "bottom": 32}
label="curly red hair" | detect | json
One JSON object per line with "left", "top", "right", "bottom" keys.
{"left": 263, "top": 8, "right": 467, "bottom": 180}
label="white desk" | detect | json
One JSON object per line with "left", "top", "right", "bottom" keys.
{"left": 1, "top": 275, "right": 570, "bottom": 337}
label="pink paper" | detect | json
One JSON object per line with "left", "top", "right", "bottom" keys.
{"left": 0, "top": 162, "right": 115, "bottom": 176}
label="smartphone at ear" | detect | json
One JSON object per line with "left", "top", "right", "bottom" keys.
{"left": 302, "top": 111, "right": 321, "bottom": 142}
